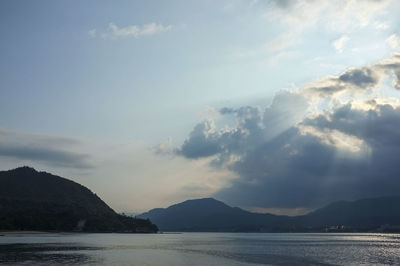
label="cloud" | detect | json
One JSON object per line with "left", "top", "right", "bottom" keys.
{"left": 263, "top": 32, "right": 298, "bottom": 53}
{"left": 177, "top": 119, "right": 221, "bottom": 159}
{"left": 235, "top": 0, "right": 394, "bottom": 64}
{"left": 373, "top": 21, "right": 389, "bottom": 30}
{"left": 387, "top": 34, "right": 400, "bottom": 50}
{"left": 338, "top": 67, "right": 378, "bottom": 87}
{"left": 0, "top": 129, "right": 92, "bottom": 169}
{"left": 373, "top": 53, "right": 400, "bottom": 90}
{"left": 305, "top": 66, "right": 379, "bottom": 98}
{"left": 304, "top": 54, "right": 400, "bottom": 97}
{"left": 217, "top": 101, "right": 400, "bottom": 209}
{"left": 267, "top": 0, "right": 392, "bottom": 30}
{"left": 174, "top": 91, "right": 308, "bottom": 166}
{"left": 92, "top": 22, "right": 173, "bottom": 39}
{"left": 332, "top": 35, "right": 349, "bottom": 53}
{"left": 177, "top": 96, "right": 295, "bottom": 160}
{"left": 151, "top": 137, "right": 179, "bottom": 157}
{"left": 88, "top": 29, "right": 96, "bottom": 38}
{"left": 173, "top": 54, "right": 400, "bottom": 210}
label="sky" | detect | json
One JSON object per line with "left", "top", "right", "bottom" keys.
{"left": 1, "top": 0, "right": 400, "bottom": 215}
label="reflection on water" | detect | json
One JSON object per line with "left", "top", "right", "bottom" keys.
{"left": 1, "top": 233, "right": 400, "bottom": 265}
{"left": 0, "top": 243, "right": 101, "bottom": 265}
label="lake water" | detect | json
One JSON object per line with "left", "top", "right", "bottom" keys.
{"left": 1, "top": 232, "right": 399, "bottom": 265}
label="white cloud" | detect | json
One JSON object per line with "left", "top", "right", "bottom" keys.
{"left": 140, "top": 23, "right": 172, "bottom": 36}
{"left": 230, "top": 33, "right": 300, "bottom": 63}
{"left": 152, "top": 137, "right": 174, "bottom": 156}
{"left": 333, "top": 35, "right": 350, "bottom": 53}
{"left": 298, "top": 125, "right": 368, "bottom": 154}
{"left": 373, "top": 21, "right": 389, "bottom": 30}
{"left": 263, "top": 32, "right": 298, "bottom": 53}
{"left": 92, "top": 22, "right": 173, "bottom": 40}
{"left": 387, "top": 34, "right": 400, "bottom": 50}
{"left": 266, "top": 0, "right": 392, "bottom": 32}
{"left": 234, "top": 0, "right": 394, "bottom": 64}
{"left": 335, "top": 0, "right": 392, "bottom": 28}
{"left": 88, "top": 29, "right": 96, "bottom": 38}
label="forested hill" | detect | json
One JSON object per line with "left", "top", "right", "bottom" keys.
{"left": 0, "top": 167, "right": 158, "bottom": 233}
{"left": 138, "top": 198, "right": 290, "bottom": 232}
{"left": 139, "top": 197, "right": 400, "bottom": 232}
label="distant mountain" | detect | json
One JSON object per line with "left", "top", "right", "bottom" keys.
{"left": 139, "top": 196, "right": 400, "bottom": 232}
{"left": 0, "top": 167, "right": 158, "bottom": 233}
{"left": 298, "top": 196, "right": 400, "bottom": 228}
{"left": 138, "top": 198, "right": 290, "bottom": 232}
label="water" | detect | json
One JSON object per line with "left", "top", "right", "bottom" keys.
{"left": 1, "top": 232, "right": 399, "bottom": 265}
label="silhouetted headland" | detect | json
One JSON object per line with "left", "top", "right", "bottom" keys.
{"left": 0, "top": 167, "right": 158, "bottom": 233}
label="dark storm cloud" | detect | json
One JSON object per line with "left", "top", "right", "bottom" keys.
{"left": 177, "top": 91, "right": 307, "bottom": 162}
{"left": 177, "top": 120, "right": 221, "bottom": 159}
{"left": 0, "top": 129, "right": 92, "bottom": 169}
{"left": 303, "top": 103, "right": 400, "bottom": 145}
{"left": 174, "top": 54, "right": 400, "bottom": 209}
{"left": 217, "top": 103, "right": 400, "bottom": 208}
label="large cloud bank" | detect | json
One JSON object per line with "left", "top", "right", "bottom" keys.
{"left": 175, "top": 54, "right": 400, "bottom": 209}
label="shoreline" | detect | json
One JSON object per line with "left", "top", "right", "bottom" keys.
{"left": 1, "top": 231, "right": 399, "bottom": 236}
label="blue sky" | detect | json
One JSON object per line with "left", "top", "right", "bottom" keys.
{"left": 1, "top": 0, "right": 400, "bottom": 214}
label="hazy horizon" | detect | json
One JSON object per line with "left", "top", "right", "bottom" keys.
{"left": 1, "top": 0, "right": 400, "bottom": 216}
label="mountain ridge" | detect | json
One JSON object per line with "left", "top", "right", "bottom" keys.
{"left": 139, "top": 196, "right": 400, "bottom": 232}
